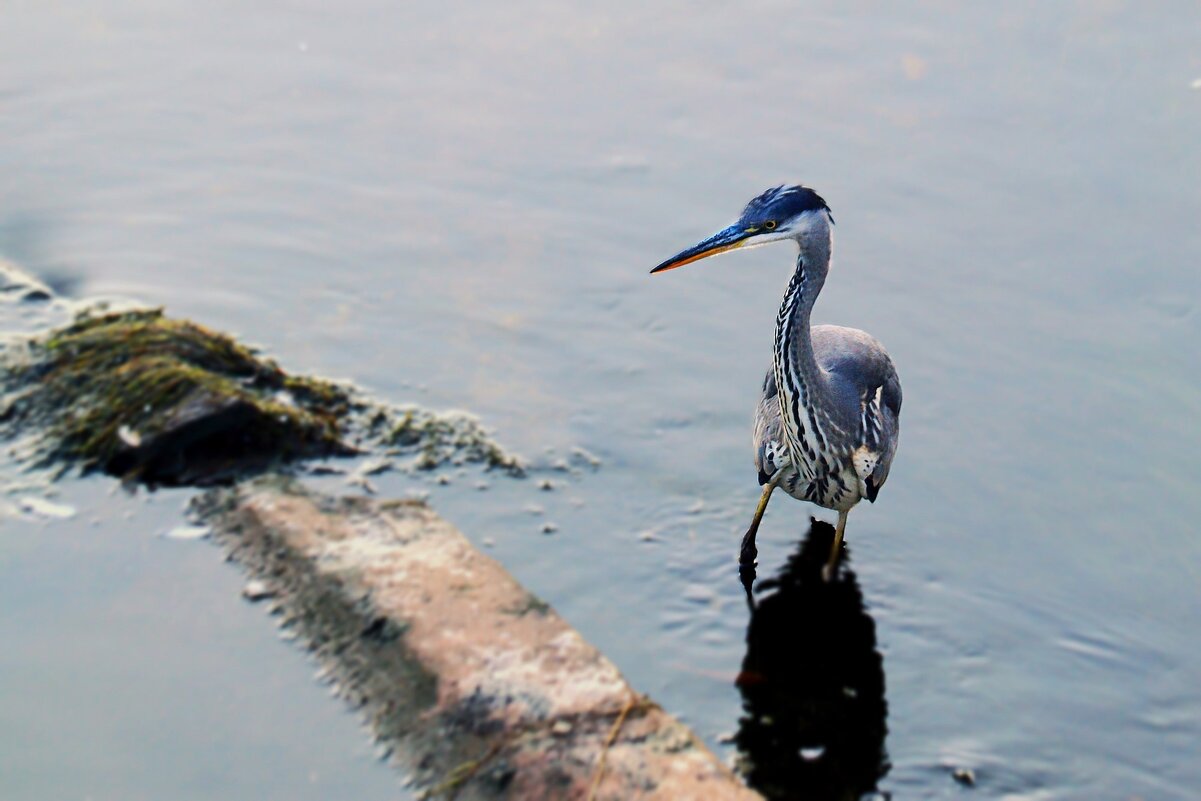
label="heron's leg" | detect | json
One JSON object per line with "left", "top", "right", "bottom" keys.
{"left": 822, "top": 510, "right": 849, "bottom": 582}
{"left": 740, "top": 470, "right": 782, "bottom": 568}
{"left": 739, "top": 472, "right": 782, "bottom": 604}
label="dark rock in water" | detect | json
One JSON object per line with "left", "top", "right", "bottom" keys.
{"left": 1, "top": 308, "right": 355, "bottom": 486}
{"left": 104, "top": 384, "right": 350, "bottom": 487}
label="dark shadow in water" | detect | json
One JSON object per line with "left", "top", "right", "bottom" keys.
{"left": 736, "top": 520, "right": 889, "bottom": 800}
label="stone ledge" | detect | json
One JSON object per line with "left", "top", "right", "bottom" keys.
{"left": 197, "top": 477, "right": 762, "bottom": 801}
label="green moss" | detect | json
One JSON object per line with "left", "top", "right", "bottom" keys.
{"left": 4, "top": 308, "right": 353, "bottom": 485}
{"left": 2, "top": 305, "right": 527, "bottom": 486}
{"left": 380, "top": 406, "right": 525, "bottom": 476}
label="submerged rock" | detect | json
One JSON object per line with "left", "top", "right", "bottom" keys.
{"left": 162, "top": 524, "right": 211, "bottom": 541}
{"left": 366, "top": 405, "right": 524, "bottom": 477}
{"left": 17, "top": 496, "right": 77, "bottom": 519}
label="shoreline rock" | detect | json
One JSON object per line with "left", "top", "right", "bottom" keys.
{"left": 1, "top": 262, "right": 524, "bottom": 487}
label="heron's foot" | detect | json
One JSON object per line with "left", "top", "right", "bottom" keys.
{"left": 739, "top": 539, "right": 758, "bottom": 570}
{"left": 739, "top": 518, "right": 760, "bottom": 565}
{"left": 738, "top": 560, "right": 757, "bottom": 606}
{"left": 738, "top": 527, "right": 759, "bottom": 602}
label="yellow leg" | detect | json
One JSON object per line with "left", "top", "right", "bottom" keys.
{"left": 739, "top": 470, "right": 782, "bottom": 568}
{"left": 822, "top": 509, "right": 849, "bottom": 581}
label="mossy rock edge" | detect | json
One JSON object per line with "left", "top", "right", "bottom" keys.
{"left": 3, "top": 308, "right": 355, "bottom": 486}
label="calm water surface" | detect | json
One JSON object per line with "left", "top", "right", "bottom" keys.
{"left": 3, "top": 2, "right": 1200, "bottom": 799}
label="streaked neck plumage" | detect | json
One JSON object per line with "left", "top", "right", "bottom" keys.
{"left": 772, "top": 217, "right": 835, "bottom": 475}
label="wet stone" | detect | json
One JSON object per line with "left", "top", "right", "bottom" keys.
{"left": 0, "top": 308, "right": 353, "bottom": 486}
{"left": 162, "top": 524, "right": 211, "bottom": 541}
{"left": 242, "top": 579, "right": 275, "bottom": 601}
{"left": 198, "top": 481, "right": 762, "bottom": 801}
{"left": 17, "top": 496, "right": 76, "bottom": 519}
{"left": 0, "top": 284, "right": 527, "bottom": 489}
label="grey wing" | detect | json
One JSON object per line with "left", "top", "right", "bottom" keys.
{"left": 812, "top": 325, "right": 902, "bottom": 501}
{"left": 863, "top": 369, "right": 901, "bottom": 501}
{"left": 753, "top": 369, "right": 787, "bottom": 486}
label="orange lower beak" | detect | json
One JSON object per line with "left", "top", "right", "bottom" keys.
{"left": 651, "top": 225, "right": 752, "bottom": 274}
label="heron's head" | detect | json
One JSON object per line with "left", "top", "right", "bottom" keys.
{"left": 651, "top": 185, "right": 833, "bottom": 274}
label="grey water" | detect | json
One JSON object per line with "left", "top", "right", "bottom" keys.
{"left": 3, "top": 2, "right": 1200, "bottom": 799}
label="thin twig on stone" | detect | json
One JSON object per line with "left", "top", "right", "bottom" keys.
{"left": 586, "top": 693, "right": 640, "bottom": 801}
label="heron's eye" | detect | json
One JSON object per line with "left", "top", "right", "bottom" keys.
{"left": 763, "top": 220, "right": 777, "bottom": 230}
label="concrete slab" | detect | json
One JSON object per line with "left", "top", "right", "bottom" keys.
{"left": 197, "top": 478, "right": 762, "bottom": 801}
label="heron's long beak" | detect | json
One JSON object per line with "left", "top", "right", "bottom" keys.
{"left": 650, "top": 225, "right": 754, "bottom": 274}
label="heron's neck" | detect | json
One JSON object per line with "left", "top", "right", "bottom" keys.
{"left": 775, "top": 241, "right": 829, "bottom": 390}
{"left": 772, "top": 238, "right": 832, "bottom": 462}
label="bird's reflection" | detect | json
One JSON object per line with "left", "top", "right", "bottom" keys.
{"left": 736, "top": 520, "right": 889, "bottom": 800}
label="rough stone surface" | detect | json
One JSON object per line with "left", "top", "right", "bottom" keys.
{"left": 1, "top": 307, "right": 353, "bottom": 485}
{"left": 198, "top": 478, "right": 762, "bottom": 801}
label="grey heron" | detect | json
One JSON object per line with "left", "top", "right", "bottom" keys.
{"left": 652, "top": 185, "right": 902, "bottom": 582}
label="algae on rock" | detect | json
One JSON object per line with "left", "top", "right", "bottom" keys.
{"left": 1, "top": 308, "right": 354, "bottom": 486}
{"left": 366, "top": 406, "right": 525, "bottom": 476}
{"left": 0, "top": 302, "right": 525, "bottom": 487}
